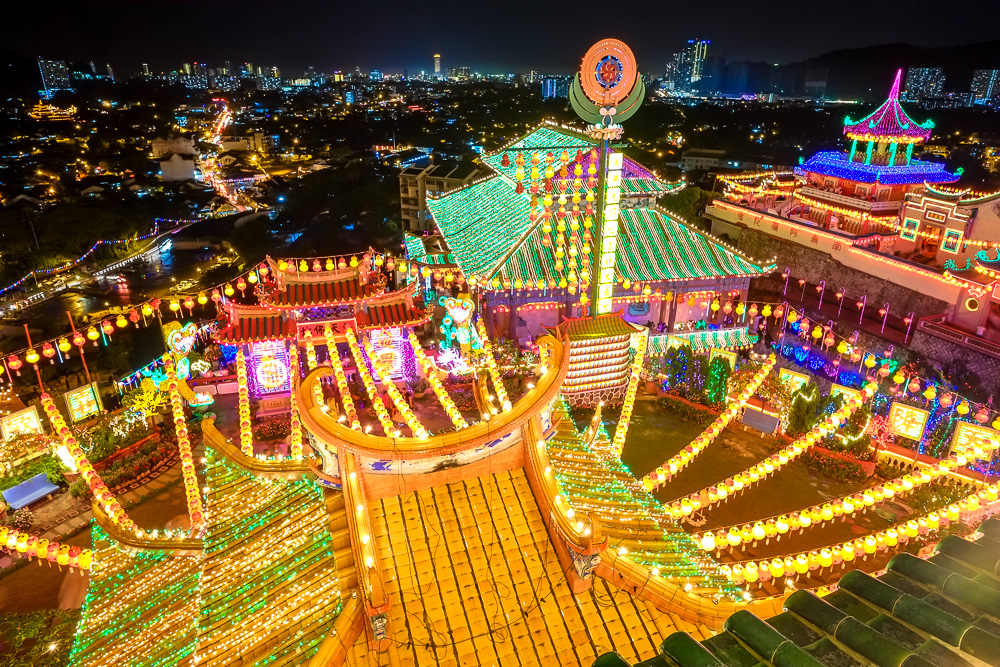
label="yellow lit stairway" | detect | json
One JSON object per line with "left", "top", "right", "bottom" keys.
{"left": 345, "top": 470, "right": 706, "bottom": 667}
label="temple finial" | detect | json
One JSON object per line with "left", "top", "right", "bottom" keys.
{"left": 889, "top": 69, "right": 903, "bottom": 100}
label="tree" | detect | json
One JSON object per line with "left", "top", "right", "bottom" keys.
{"left": 121, "top": 378, "right": 167, "bottom": 426}
{"left": 786, "top": 382, "right": 843, "bottom": 437}
{"left": 704, "top": 357, "right": 732, "bottom": 406}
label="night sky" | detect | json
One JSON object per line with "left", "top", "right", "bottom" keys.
{"left": 8, "top": 0, "right": 1000, "bottom": 76}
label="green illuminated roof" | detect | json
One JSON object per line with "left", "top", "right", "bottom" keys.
{"left": 647, "top": 327, "right": 758, "bottom": 355}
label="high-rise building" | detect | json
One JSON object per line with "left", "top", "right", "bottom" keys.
{"left": 904, "top": 67, "right": 945, "bottom": 100}
{"left": 971, "top": 69, "right": 1000, "bottom": 104}
{"left": 37, "top": 58, "right": 71, "bottom": 97}
{"left": 686, "top": 39, "right": 710, "bottom": 90}
{"left": 141, "top": 63, "right": 150, "bottom": 77}
{"left": 458, "top": 66, "right": 470, "bottom": 80}
{"left": 269, "top": 66, "right": 280, "bottom": 78}
{"left": 434, "top": 54, "right": 441, "bottom": 77}
{"left": 105, "top": 63, "right": 115, "bottom": 83}
{"left": 370, "top": 69, "right": 382, "bottom": 81}
{"left": 541, "top": 77, "right": 570, "bottom": 99}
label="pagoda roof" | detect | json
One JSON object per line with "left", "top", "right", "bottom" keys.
{"left": 262, "top": 276, "right": 379, "bottom": 309}
{"left": 481, "top": 124, "right": 681, "bottom": 198}
{"left": 424, "top": 179, "right": 770, "bottom": 287}
{"left": 797, "top": 151, "right": 959, "bottom": 185}
{"left": 647, "top": 326, "right": 758, "bottom": 355}
{"left": 357, "top": 298, "right": 429, "bottom": 331}
{"left": 547, "top": 311, "right": 640, "bottom": 341}
{"left": 843, "top": 70, "right": 934, "bottom": 144}
{"left": 215, "top": 308, "right": 296, "bottom": 344}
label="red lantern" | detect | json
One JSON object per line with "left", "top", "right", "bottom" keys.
{"left": 128, "top": 309, "right": 140, "bottom": 325}
{"left": 102, "top": 321, "right": 114, "bottom": 336}
{"left": 72, "top": 332, "right": 85, "bottom": 347}
{"left": 42, "top": 343, "right": 55, "bottom": 363}
{"left": 7, "top": 355, "right": 21, "bottom": 375}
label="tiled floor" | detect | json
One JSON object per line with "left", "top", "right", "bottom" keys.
{"left": 345, "top": 470, "right": 701, "bottom": 666}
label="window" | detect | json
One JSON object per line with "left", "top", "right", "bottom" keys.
{"left": 900, "top": 219, "right": 919, "bottom": 241}
{"left": 942, "top": 229, "right": 962, "bottom": 254}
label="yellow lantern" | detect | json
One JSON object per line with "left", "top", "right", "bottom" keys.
{"left": 86, "top": 327, "right": 100, "bottom": 341}
{"left": 57, "top": 338, "right": 71, "bottom": 353}
{"left": 197, "top": 293, "right": 208, "bottom": 305}
{"left": 142, "top": 303, "right": 153, "bottom": 317}
{"left": 224, "top": 283, "right": 235, "bottom": 297}
{"left": 24, "top": 349, "right": 39, "bottom": 365}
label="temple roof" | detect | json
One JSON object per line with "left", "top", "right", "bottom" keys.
{"left": 843, "top": 70, "right": 934, "bottom": 144}
{"left": 548, "top": 311, "right": 640, "bottom": 341}
{"left": 797, "top": 151, "right": 959, "bottom": 185}
{"left": 423, "top": 178, "right": 770, "bottom": 287}
{"left": 215, "top": 308, "right": 297, "bottom": 344}
{"left": 482, "top": 124, "right": 681, "bottom": 198}
{"left": 356, "top": 298, "right": 429, "bottom": 330}
{"left": 262, "top": 276, "right": 379, "bottom": 309}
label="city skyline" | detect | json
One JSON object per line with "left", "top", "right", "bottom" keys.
{"left": 7, "top": 0, "right": 1000, "bottom": 76}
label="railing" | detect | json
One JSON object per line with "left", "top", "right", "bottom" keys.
{"left": 917, "top": 315, "right": 1000, "bottom": 360}
{"left": 800, "top": 186, "right": 902, "bottom": 213}
{"left": 297, "top": 333, "right": 569, "bottom": 458}
{"left": 201, "top": 414, "right": 314, "bottom": 478}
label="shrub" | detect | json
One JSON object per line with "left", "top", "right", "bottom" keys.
{"left": 253, "top": 417, "right": 291, "bottom": 440}
{"left": 0, "top": 455, "right": 66, "bottom": 492}
{"left": 1, "top": 508, "right": 35, "bottom": 532}
{"left": 656, "top": 397, "right": 715, "bottom": 426}
{"left": 799, "top": 450, "right": 866, "bottom": 483}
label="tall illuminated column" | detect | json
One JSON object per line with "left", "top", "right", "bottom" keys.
{"left": 592, "top": 150, "right": 624, "bottom": 314}
{"left": 569, "top": 39, "right": 644, "bottom": 318}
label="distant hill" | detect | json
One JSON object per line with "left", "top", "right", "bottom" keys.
{"left": 796, "top": 41, "right": 1000, "bottom": 100}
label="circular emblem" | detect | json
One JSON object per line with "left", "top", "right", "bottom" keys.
{"left": 579, "top": 39, "right": 638, "bottom": 106}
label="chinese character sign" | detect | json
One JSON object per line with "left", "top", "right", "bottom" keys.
{"left": 830, "top": 384, "right": 861, "bottom": 402}
{"left": 0, "top": 406, "right": 43, "bottom": 442}
{"left": 65, "top": 382, "right": 103, "bottom": 423}
{"left": 887, "top": 403, "right": 929, "bottom": 441}
{"left": 950, "top": 421, "right": 1000, "bottom": 460}
{"left": 778, "top": 368, "right": 810, "bottom": 394}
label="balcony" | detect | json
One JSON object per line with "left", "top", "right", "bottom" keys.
{"left": 799, "top": 186, "right": 901, "bottom": 213}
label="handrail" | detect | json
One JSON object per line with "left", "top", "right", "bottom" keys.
{"left": 201, "top": 413, "right": 313, "bottom": 478}
{"left": 306, "top": 594, "right": 364, "bottom": 667}
{"left": 297, "top": 333, "right": 568, "bottom": 458}
{"left": 341, "top": 452, "right": 391, "bottom": 649}
{"left": 91, "top": 500, "right": 203, "bottom": 553}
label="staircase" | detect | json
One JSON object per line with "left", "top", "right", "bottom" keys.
{"left": 326, "top": 490, "right": 358, "bottom": 598}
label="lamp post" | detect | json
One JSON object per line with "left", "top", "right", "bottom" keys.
{"left": 856, "top": 295, "right": 867, "bottom": 325}
{"left": 836, "top": 288, "right": 845, "bottom": 317}
{"left": 903, "top": 311, "right": 914, "bottom": 343}
{"left": 781, "top": 268, "right": 790, "bottom": 296}
{"left": 879, "top": 303, "right": 889, "bottom": 334}
{"left": 798, "top": 278, "right": 807, "bottom": 302}
{"left": 816, "top": 280, "right": 826, "bottom": 311}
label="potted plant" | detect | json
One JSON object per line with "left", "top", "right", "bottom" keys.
{"left": 409, "top": 378, "right": 430, "bottom": 399}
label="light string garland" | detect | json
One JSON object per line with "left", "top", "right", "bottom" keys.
{"left": 722, "top": 481, "right": 1000, "bottom": 587}
{"left": 643, "top": 354, "right": 777, "bottom": 491}
{"left": 235, "top": 349, "right": 253, "bottom": 455}
{"left": 162, "top": 355, "right": 205, "bottom": 531}
{"left": 666, "top": 383, "right": 877, "bottom": 519}
{"left": 361, "top": 336, "right": 429, "bottom": 439}
{"left": 692, "top": 449, "right": 984, "bottom": 555}
{"left": 324, "top": 324, "right": 360, "bottom": 429}
{"left": 40, "top": 392, "right": 136, "bottom": 533}
{"left": 476, "top": 320, "right": 512, "bottom": 412}
{"left": 407, "top": 331, "right": 468, "bottom": 430}
{"left": 609, "top": 330, "right": 649, "bottom": 455}
{"left": 287, "top": 342, "right": 304, "bottom": 459}
{"left": 344, "top": 329, "right": 396, "bottom": 436}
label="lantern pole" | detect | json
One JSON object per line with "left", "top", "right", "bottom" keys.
{"left": 23, "top": 324, "right": 43, "bottom": 394}
{"left": 836, "top": 288, "right": 845, "bottom": 317}
{"left": 816, "top": 280, "right": 826, "bottom": 311}
{"left": 880, "top": 303, "right": 889, "bottom": 334}
{"left": 67, "top": 311, "right": 92, "bottom": 385}
{"left": 857, "top": 295, "right": 867, "bottom": 325}
{"left": 904, "top": 311, "right": 915, "bottom": 343}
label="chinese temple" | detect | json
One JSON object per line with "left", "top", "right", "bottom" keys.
{"left": 405, "top": 123, "right": 772, "bottom": 361}
{"left": 783, "top": 71, "right": 958, "bottom": 236}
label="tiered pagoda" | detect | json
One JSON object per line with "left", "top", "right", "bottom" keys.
{"left": 405, "top": 122, "right": 772, "bottom": 362}
{"left": 791, "top": 70, "right": 959, "bottom": 235}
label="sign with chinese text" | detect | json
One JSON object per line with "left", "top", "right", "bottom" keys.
{"left": 949, "top": 421, "right": 999, "bottom": 460}
{"left": 65, "top": 382, "right": 103, "bottom": 423}
{"left": 830, "top": 384, "right": 861, "bottom": 403}
{"left": 709, "top": 348, "right": 737, "bottom": 368}
{"left": 778, "top": 368, "right": 810, "bottom": 394}
{"left": 0, "top": 406, "right": 43, "bottom": 442}
{"left": 887, "top": 402, "right": 929, "bottom": 441}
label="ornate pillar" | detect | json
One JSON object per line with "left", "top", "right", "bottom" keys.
{"left": 849, "top": 138, "right": 858, "bottom": 162}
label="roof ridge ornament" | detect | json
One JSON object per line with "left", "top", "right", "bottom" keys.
{"left": 570, "top": 39, "right": 643, "bottom": 141}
